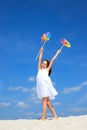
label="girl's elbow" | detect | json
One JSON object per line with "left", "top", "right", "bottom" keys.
{"left": 51, "top": 58, "right": 55, "bottom": 63}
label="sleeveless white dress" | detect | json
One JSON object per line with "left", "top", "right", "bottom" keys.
{"left": 36, "top": 69, "right": 58, "bottom": 100}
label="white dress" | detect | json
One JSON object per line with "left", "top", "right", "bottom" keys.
{"left": 36, "top": 69, "right": 58, "bottom": 100}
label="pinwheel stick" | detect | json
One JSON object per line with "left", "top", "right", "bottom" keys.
{"left": 42, "top": 41, "right": 46, "bottom": 47}
{"left": 60, "top": 45, "right": 64, "bottom": 51}
{"left": 35, "top": 32, "right": 51, "bottom": 60}
{"left": 35, "top": 42, "right": 46, "bottom": 60}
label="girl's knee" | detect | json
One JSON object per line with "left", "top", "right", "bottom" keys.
{"left": 42, "top": 97, "right": 48, "bottom": 103}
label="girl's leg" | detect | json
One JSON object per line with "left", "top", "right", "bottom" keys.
{"left": 41, "top": 97, "right": 48, "bottom": 120}
{"left": 47, "top": 97, "right": 58, "bottom": 119}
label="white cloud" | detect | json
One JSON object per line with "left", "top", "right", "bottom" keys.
{"left": 25, "top": 112, "right": 35, "bottom": 117}
{"left": 16, "top": 102, "right": 27, "bottom": 108}
{"left": 52, "top": 102, "right": 61, "bottom": 106}
{"left": 22, "top": 88, "right": 30, "bottom": 92}
{"left": 28, "top": 76, "right": 35, "bottom": 82}
{"left": 22, "top": 87, "right": 36, "bottom": 93}
{"left": 81, "top": 81, "right": 87, "bottom": 86}
{"left": 75, "top": 92, "right": 87, "bottom": 105}
{"left": 8, "top": 86, "right": 36, "bottom": 93}
{"left": 0, "top": 102, "right": 11, "bottom": 108}
{"left": 29, "top": 94, "right": 41, "bottom": 104}
{"left": 62, "top": 81, "right": 87, "bottom": 94}
{"left": 24, "top": 112, "right": 42, "bottom": 119}
{"left": 69, "top": 107, "right": 87, "bottom": 113}
{"left": 62, "top": 86, "right": 82, "bottom": 94}
{"left": 29, "top": 87, "right": 36, "bottom": 93}
{"left": 8, "top": 86, "right": 23, "bottom": 91}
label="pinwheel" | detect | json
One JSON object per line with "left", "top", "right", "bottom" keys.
{"left": 60, "top": 39, "right": 71, "bottom": 50}
{"left": 35, "top": 32, "right": 51, "bottom": 60}
{"left": 41, "top": 32, "right": 51, "bottom": 47}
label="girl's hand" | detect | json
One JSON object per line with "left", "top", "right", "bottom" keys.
{"left": 40, "top": 47, "right": 43, "bottom": 53}
{"left": 57, "top": 49, "right": 61, "bottom": 54}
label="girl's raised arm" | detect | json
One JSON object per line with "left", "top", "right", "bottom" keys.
{"left": 47, "top": 49, "right": 61, "bottom": 71}
{"left": 38, "top": 47, "right": 43, "bottom": 70}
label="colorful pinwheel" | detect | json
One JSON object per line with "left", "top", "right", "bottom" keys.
{"left": 41, "top": 32, "right": 51, "bottom": 47}
{"left": 60, "top": 39, "right": 71, "bottom": 50}
{"left": 35, "top": 32, "right": 51, "bottom": 60}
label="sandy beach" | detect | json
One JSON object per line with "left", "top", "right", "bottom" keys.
{"left": 0, "top": 115, "right": 87, "bottom": 130}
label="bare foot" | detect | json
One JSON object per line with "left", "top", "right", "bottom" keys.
{"left": 52, "top": 116, "right": 58, "bottom": 120}
{"left": 39, "top": 118, "right": 46, "bottom": 121}
{"left": 38, "top": 117, "right": 46, "bottom": 121}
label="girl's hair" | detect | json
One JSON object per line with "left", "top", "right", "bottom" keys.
{"left": 43, "top": 59, "right": 52, "bottom": 76}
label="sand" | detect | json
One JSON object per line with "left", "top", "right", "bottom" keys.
{"left": 0, "top": 115, "right": 87, "bottom": 130}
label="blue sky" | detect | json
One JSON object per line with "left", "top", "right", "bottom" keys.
{"left": 0, "top": 0, "right": 87, "bottom": 119}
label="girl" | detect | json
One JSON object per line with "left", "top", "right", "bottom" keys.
{"left": 36, "top": 47, "right": 61, "bottom": 120}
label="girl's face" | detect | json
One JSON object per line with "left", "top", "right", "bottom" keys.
{"left": 41, "top": 60, "right": 47, "bottom": 69}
